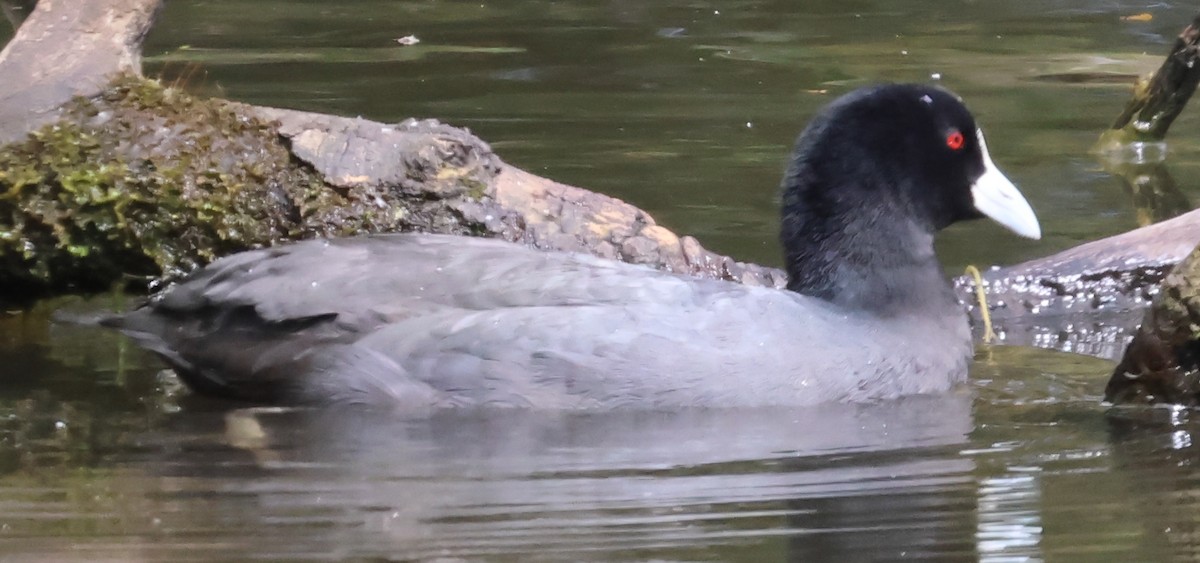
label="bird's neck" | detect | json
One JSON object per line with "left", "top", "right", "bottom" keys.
{"left": 783, "top": 209, "right": 959, "bottom": 317}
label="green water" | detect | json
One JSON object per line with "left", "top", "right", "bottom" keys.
{"left": 4, "top": 1, "right": 1200, "bottom": 560}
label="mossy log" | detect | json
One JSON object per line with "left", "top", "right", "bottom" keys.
{"left": 0, "top": 0, "right": 783, "bottom": 302}
{"left": 0, "top": 75, "right": 503, "bottom": 295}
{"left": 1104, "top": 243, "right": 1200, "bottom": 406}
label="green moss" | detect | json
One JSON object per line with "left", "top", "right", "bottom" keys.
{"left": 463, "top": 177, "right": 489, "bottom": 200}
{"left": 0, "top": 73, "right": 504, "bottom": 303}
{"left": 1109, "top": 245, "right": 1200, "bottom": 405}
{"left": 0, "top": 75, "right": 396, "bottom": 301}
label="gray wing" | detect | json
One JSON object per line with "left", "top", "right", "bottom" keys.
{"left": 338, "top": 289, "right": 969, "bottom": 409}
{"left": 155, "top": 234, "right": 701, "bottom": 322}
{"left": 108, "top": 234, "right": 770, "bottom": 404}
{"left": 109, "top": 234, "right": 969, "bottom": 407}
{"left": 342, "top": 296, "right": 859, "bottom": 409}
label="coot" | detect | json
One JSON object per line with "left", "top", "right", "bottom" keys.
{"left": 106, "top": 84, "right": 1040, "bottom": 409}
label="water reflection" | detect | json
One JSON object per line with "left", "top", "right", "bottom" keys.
{"left": 0, "top": 298, "right": 986, "bottom": 559}
{"left": 1106, "top": 408, "right": 1200, "bottom": 562}
{"left": 103, "top": 396, "right": 974, "bottom": 560}
{"left": 976, "top": 470, "right": 1043, "bottom": 559}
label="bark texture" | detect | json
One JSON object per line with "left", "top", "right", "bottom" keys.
{"left": 1105, "top": 244, "right": 1200, "bottom": 405}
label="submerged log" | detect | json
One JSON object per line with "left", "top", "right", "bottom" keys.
{"left": 953, "top": 206, "right": 1200, "bottom": 360}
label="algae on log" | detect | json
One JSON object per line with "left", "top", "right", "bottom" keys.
{"left": 0, "top": 75, "right": 507, "bottom": 299}
{"left": 1105, "top": 244, "right": 1200, "bottom": 406}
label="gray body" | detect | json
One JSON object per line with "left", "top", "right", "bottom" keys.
{"left": 114, "top": 234, "right": 972, "bottom": 408}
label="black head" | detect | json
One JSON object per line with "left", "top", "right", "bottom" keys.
{"left": 779, "top": 84, "right": 1039, "bottom": 307}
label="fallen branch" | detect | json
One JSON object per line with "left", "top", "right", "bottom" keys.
{"left": 1099, "top": 12, "right": 1200, "bottom": 147}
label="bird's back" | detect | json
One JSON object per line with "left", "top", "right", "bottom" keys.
{"left": 110, "top": 234, "right": 972, "bottom": 408}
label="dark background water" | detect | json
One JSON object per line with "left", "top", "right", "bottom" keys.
{"left": 4, "top": 1, "right": 1200, "bottom": 560}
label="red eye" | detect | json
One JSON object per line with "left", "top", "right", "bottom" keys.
{"left": 946, "top": 131, "right": 965, "bottom": 150}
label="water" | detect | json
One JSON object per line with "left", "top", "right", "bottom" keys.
{"left": 4, "top": 0, "right": 1200, "bottom": 560}
{"left": 0, "top": 311, "right": 1161, "bottom": 560}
